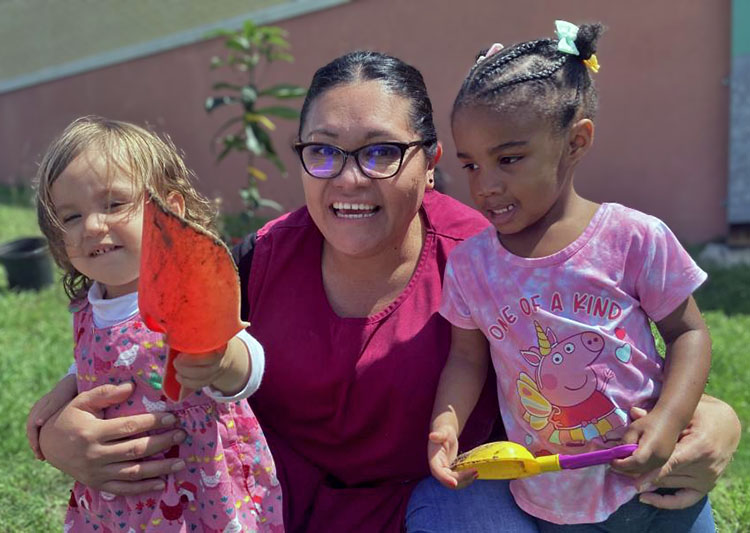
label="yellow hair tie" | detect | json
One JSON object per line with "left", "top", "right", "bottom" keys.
{"left": 583, "top": 54, "right": 600, "bottom": 73}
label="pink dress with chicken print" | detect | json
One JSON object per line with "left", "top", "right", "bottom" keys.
{"left": 65, "top": 301, "right": 283, "bottom": 533}
{"left": 440, "top": 203, "right": 707, "bottom": 524}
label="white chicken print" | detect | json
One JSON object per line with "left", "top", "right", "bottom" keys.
{"left": 142, "top": 395, "right": 167, "bottom": 413}
{"left": 223, "top": 515, "right": 242, "bottom": 533}
{"left": 200, "top": 468, "right": 222, "bottom": 488}
{"left": 114, "top": 344, "right": 139, "bottom": 367}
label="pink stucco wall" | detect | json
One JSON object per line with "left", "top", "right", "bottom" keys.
{"left": 0, "top": 0, "right": 730, "bottom": 243}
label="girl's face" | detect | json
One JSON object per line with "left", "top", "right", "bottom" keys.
{"left": 51, "top": 150, "right": 143, "bottom": 298}
{"left": 452, "top": 104, "right": 575, "bottom": 239}
{"left": 299, "top": 80, "right": 435, "bottom": 259}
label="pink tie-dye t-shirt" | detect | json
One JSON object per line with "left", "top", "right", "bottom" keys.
{"left": 440, "top": 203, "right": 707, "bottom": 524}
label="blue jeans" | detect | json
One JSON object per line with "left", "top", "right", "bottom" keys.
{"left": 536, "top": 491, "right": 715, "bottom": 533}
{"left": 405, "top": 477, "right": 539, "bottom": 532}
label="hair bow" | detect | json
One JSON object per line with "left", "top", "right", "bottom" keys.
{"left": 583, "top": 54, "right": 600, "bottom": 73}
{"left": 476, "top": 42, "right": 504, "bottom": 64}
{"left": 555, "top": 20, "right": 580, "bottom": 56}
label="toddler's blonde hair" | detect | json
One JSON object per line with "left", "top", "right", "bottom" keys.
{"left": 35, "top": 116, "right": 218, "bottom": 301}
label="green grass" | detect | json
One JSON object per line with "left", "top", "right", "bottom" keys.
{"left": 0, "top": 188, "right": 74, "bottom": 530}
{"left": 0, "top": 186, "right": 748, "bottom": 531}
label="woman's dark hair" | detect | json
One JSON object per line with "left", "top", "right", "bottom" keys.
{"left": 453, "top": 23, "right": 604, "bottom": 131}
{"left": 298, "top": 50, "right": 438, "bottom": 159}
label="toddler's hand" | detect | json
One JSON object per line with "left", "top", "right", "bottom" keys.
{"left": 428, "top": 425, "right": 476, "bottom": 489}
{"left": 26, "top": 374, "right": 78, "bottom": 460}
{"left": 172, "top": 343, "right": 230, "bottom": 398}
{"left": 611, "top": 409, "right": 682, "bottom": 476}
{"left": 172, "top": 336, "right": 249, "bottom": 400}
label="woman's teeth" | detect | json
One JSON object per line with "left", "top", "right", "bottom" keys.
{"left": 332, "top": 202, "right": 378, "bottom": 219}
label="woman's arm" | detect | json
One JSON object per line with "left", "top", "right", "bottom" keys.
{"left": 618, "top": 395, "right": 741, "bottom": 509}
{"left": 27, "top": 374, "right": 78, "bottom": 459}
{"left": 39, "top": 382, "right": 187, "bottom": 495}
{"left": 641, "top": 395, "right": 741, "bottom": 508}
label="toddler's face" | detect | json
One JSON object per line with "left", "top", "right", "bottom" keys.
{"left": 51, "top": 150, "right": 143, "bottom": 298}
{"left": 451, "top": 105, "right": 570, "bottom": 238}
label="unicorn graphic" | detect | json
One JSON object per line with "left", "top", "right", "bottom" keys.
{"left": 516, "top": 321, "right": 627, "bottom": 446}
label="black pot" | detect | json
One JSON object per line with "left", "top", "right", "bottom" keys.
{"left": 0, "top": 236, "right": 55, "bottom": 290}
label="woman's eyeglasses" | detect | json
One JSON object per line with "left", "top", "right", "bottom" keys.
{"left": 294, "top": 140, "right": 432, "bottom": 180}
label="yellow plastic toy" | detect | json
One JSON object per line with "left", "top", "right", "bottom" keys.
{"left": 451, "top": 441, "right": 636, "bottom": 480}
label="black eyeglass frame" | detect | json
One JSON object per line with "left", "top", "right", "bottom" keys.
{"left": 293, "top": 139, "right": 434, "bottom": 180}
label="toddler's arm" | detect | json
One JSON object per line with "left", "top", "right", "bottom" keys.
{"left": 615, "top": 295, "right": 710, "bottom": 474}
{"left": 203, "top": 330, "right": 264, "bottom": 402}
{"left": 172, "top": 329, "right": 263, "bottom": 401}
{"left": 429, "top": 325, "right": 490, "bottom": 489}
{"left": 26, "top": 373, "right": 78, "bottom": 460}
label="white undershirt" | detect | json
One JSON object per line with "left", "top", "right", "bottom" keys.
{"left": 66, "top": 282, "right": 264, "bottom": 402}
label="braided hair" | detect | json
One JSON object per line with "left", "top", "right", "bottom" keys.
{"left": 453, "top": 23, "right": 604, "bottom": 132}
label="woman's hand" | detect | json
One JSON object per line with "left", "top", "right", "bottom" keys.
{"left": 39, "top": 382, "right": 187, "bottom": 495}
{"left": 615, "top": 395, "right": 741, "bottom": 509}
{"left": 612, "top": 408, "right": 682, "bottom": 475}
{"left": 27, "top": 374, "right": 78, "bottom": 460}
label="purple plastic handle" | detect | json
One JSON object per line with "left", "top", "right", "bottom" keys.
{"left": 558, "top": 444, "right": 637, "bottom": 470}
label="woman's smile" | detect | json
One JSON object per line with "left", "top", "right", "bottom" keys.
{"left": 330, "top": 201, "right": 381, "bottom": 219}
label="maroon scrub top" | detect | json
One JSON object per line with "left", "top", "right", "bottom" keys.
{"left": 248, "top": 191, "right": 500, "bottom": 532}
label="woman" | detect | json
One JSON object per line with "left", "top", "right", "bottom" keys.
{"left": 39, "top": 51, "right": 740, "bottom": 532}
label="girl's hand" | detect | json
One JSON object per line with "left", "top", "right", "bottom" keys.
{"left": 612, "top": 409, "right": 682, "bottom": 475}
{"left": 39, "top": 382, "right": 186, "bottom": 495}
{"left": 428, "top": 425, "right": 476, "bottom": 489}
{"left": 172, "top": 336, "right": 250, "bottom": 399}
{"left": 26, "top": 374, "right": 78, "bottom": 460}
{"left": 625, "top": 397, "right": 741, "bottom": 509}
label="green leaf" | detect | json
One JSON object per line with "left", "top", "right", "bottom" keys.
{"left": 226, "top": 35, "right": 251, "bottom": 52}
{"left": 248, "top": 166, "right": 268, "bottom": 181}
{"left": 258, "top": 84, "right": 306, "bottom": 99}
{"left": 212, "top": 116, "right": 243, "bottom": 140}
{"left": 242, "top": 20, "right": 257, "bottom": 36}
{"left": 270, "top": 52, "right": 294, "bottom": 63}
{"left": 241, "top": 86, "right": 258, "bottom": 106}
{"left": 216, "top": 143, "right": 233, "bottom": 162}
{"left": 205, "top": 28, "right": 236, "bottom": 39}
{"left": 244, "top": 125, "right": 263, "bottom": 155}
{"left": 217, "top": 134, "right": 244, "bottom": 161}
{"left": 244, "top": 113, "right": 276, "bottom": 130}
{"left": 258, "top": 197, "right": 284, "bottom": 212}
{"left": 205, "top": 95, "right": 236, "bottom": 112}
{"left": 260, "top": 26, "right": 286, "bottom": 38}
{"left": 212, "top": 82, "right": 242, "bottom": 92}
{"left": 255, "top": 106, "right": 300, "bottom": 120}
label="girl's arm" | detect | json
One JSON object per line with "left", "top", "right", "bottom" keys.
{"left": 429, "top": 325, "right": 490, "bottom": 488}
{"left": 172, "top": 335, "right": 252, "bottom": 399}
{"left": 616, "top": 295, "right": 711, "bottom": 473}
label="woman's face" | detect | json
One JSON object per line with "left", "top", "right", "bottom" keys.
{"left": 299, "top": 80, "right": 434, "bottom": 259}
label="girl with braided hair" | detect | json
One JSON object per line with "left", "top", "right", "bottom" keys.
{"left": 429, "top": 21, "right": 716, "bottom": 531}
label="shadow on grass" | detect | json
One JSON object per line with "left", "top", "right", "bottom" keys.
{"left": 694, "top": 265, "right": 750, "bottom": 316}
